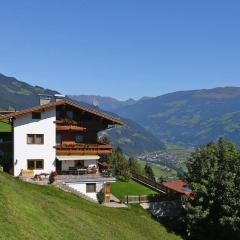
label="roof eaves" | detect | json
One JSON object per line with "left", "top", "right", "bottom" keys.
{"left": 0, "top": 99, "right": 124, "bottom": 125}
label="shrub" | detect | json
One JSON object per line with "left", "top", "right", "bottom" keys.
{"left": 116, "top": 176, "right": 129, "bottom": 182}
{"left": 49, "top": 171, "right": 58, "bottom": 184}
{"left": 97, "top": 189, "right": 105, "bottom": 204}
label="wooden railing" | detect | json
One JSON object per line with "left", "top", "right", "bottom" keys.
{"left": 132, "top": 173, "right": 169, "bottom": 194}
{"left": 124, "top": 194, "right": 167, "bottom": 204}
{"left": 55, "top": 143, "right": 113, "bottom": 155}
{"left": 56, "top": 125, "right": 86, "bottom": 131}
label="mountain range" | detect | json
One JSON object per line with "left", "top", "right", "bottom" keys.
{"left": 72, "top": 87, "right": 240, "bottom": 147}
{"left": 68, "top": 95, "right": 152, "bottom": 112}
{"left": 2, "top": 72, "right": 240, "bottom": 152}
{"left": 0, "top": 73, "right": 164, "bottom": 155}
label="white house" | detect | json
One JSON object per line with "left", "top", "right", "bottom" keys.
{"left": 0, "top": 97, "right": 123, "bottom": 202}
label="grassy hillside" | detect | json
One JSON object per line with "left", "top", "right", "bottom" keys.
{"left": 0, "top": 121, "right": 11, "bottom": 132}
{"left": 0, "top": 173, "right": 181, "bottom": 240}
{"left": 138, "top": 159, "right": 177, "bottom": 178}
{"left": 0, "top": 73, "right": 59, "bottom": 110}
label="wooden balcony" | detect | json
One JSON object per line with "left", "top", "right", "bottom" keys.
{"left": 55, "top": 143, "right": 113, "bottom": 155}
{"left": 56, "top": 125, "right": 86, "bottom": 131}
{"left": 54, "top": 119, "right": 86, "bottom": 132}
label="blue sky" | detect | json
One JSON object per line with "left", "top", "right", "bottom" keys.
{"left": 0, "top": 0, "right": 240, "bottom": 100}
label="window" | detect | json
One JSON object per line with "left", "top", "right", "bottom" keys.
{"left": 27, "top": 134, "right": 44, "bottom": 144}
{"left": 75, "top": 160, "right": 84, "bottom": 168}
{"left": 27, "top": 160, "right": 44, "bottom": 170}
{"left": 86, "top": 183, "right": 96, "bottom": 193}
{"left": 66, "top": 111, "right": 73, "bottom": 119}
{"left": 75, "top": 134, "right": 84, "bottom": 143}
{"left": 32, "top": 112, "right": 41, "bottom": 119}
{"left": 56, "top": 134, "right": 62, "bottom": 145}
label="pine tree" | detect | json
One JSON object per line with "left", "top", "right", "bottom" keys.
{"left": 128, "top": 157, "right": 142, "bottom": 174}
{"left": 144, "top": 163, "right": 155, "bottom": 181}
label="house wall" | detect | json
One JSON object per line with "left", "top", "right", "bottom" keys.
{"left": 13, "top": 108, "right": 56, "bottom": 176}
{"left": 67, "top": 182, "right": 103, "bottom": 201}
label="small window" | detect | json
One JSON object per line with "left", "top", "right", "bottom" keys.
{"left": 27, "top": 134, "right": 44, "bottom": 144}
{"left": 86, "top": 183, "right": 96, "bottom": 193}
{"left": 75, "top": 135, "right": 84, "bottom": 143}
{"left": 27, "top": 134, "right": 34, "bottom": 144}
{"left": 56, "top": 134, "right": 62, "bottom": 145}
{"left": 66, "top": 111, "right": 73, "bottom": 119}
{"left": 27, "top": 160, "right": 44, "bottom": 170}
{"left": 32, "top": 112, "right": 41, "bottom": 119}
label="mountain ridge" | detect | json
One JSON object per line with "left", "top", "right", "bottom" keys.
{"left": 0, "top": 73, "right": 164, "bottom": 155}
{"left": 114, "top": 86, "right": 240, "bottom": 146}
{"left": 68, "top": 94, "right": 153, "bottom": 112}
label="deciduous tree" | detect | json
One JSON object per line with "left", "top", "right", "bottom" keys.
{"left": 185, "top": 138, "right": 240, "bottom": 240}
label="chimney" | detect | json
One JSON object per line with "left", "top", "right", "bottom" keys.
{"left": 38, "top": 94, "right": 52, "bottom": 106}
{"left": 54, "top": 94, "right": 65, "bottom": 102}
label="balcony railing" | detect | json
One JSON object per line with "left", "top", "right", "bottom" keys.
{"left": 55, "top": 143, "right": 113, "bottom": 155}
{"left": 55, "top": 119, "right": 86, "bottom": 132}
{"left": 56, "top": 125, "right": 86, "bottom": 131}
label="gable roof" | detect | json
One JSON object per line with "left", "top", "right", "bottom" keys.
{"left": 162, "top": 180, "right": 193, "bottom": 197}
{"left": 0, "top": 99, "right": 124, "bottom": 125}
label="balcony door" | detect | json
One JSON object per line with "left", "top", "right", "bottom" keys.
{"left": 56, "top": 158, "right": 62, "bottom": 172}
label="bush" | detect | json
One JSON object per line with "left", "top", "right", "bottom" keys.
{"left": 49, "top": 171, "right": 58, "bottom": 184}
{"left": 116, "top": 176, "right": 129, "bottom": 182}
{"left": 97, "top": 189, "right": 105, "bottom": 204}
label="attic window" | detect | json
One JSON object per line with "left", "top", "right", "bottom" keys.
{"left": 66, "top": 111, "right": 73, "bottom": 119}
{"left": 32, "top": 112, "right": 41, "bottom": 120}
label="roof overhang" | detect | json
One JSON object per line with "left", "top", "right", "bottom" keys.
{"left": 57, "top": 155, "right": 100, "bottom": 161}
{"left": 0, "top": 99, "right": 124, "bottom": 125}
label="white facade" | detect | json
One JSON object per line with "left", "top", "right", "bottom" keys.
{"left": 13, "top": 108, "right": 56, "bottom": 176}
{"left": 67, "top": 182, "right": 103, "bottom": 201}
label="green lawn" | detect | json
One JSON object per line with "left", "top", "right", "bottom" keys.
{"left": 0, "top": 121, "right": 12, "bottom": 132}
{"left": 138, "top": 160, "right": 176, "bottom": 177}
{"left": 111, "top": 179, "right": 157, "bottom": 200}
{"left": 0, "top": 173, "right": 181, "bottom": 240}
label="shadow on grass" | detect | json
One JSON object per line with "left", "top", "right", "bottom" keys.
{"left": 147, "top": 201, "right": 187, "bottom": 239}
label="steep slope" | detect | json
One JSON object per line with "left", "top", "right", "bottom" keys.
{"left": 0, "top": 173, "right": 181, "bottom": 240}
{"left": 100, "top": 118, "right": 165, "bottom": 155}
{"left": 115, "top": 87, "right": 240, "bottom": 146}
{"left": 0, "top": 73, "right": 164, "bottom": 155}
{"left": 0, "top": 73, "right": 59, "bottom": 110}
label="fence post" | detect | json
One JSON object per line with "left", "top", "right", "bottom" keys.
{"left": 127, "top": 195, "right": 128, "bottom": 205}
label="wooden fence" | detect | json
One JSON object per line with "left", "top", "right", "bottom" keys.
{"left": 124, "top": 194, "right": 164, "bottom": 204}
{"left": 131, "top": 173, "right": 169, "bottom": 194}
